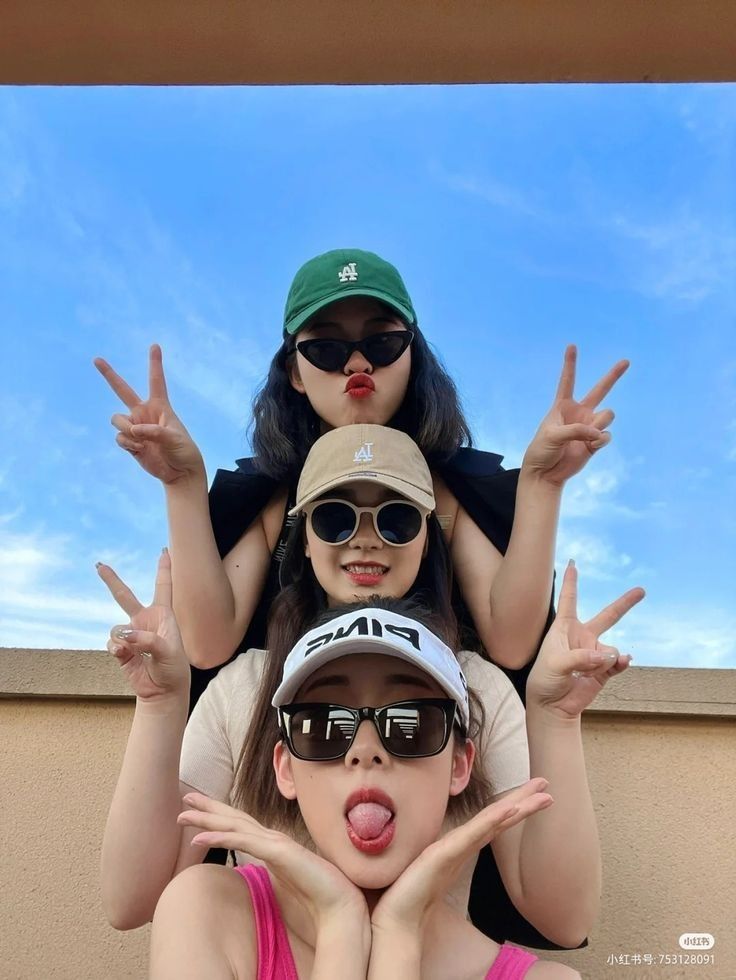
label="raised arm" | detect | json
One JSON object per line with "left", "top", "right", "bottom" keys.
{"left": 491, "top": 563, "right": 644, "bottom": 947}
{"left": 95, "top": 345, "right": 274, "bottom": 668}
{"left": 452, "top": 345, "right": 629, "bottom": 670}
{"left": 97, "top": 555, "right": 208, "bottom": 929}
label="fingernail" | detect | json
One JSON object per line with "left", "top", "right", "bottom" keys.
{"left": 95, "top": 561, "right": 103, "bottom": 569}
{"left": 110, "top": 644, "right": 123, "bottom": 656}
{"left": 571, "top": 670, "right": 582, "bottom": 679}
{"left": 591, "top": 651, "right": 617, "bottom": 665}
{"left": 162, "top": 547, "right": 169, "bottom": 556}
{"left": 113, "top": 626, "right": 136, "bottom": 640}
{"left": 568, "top": 558, "right": 575, "bottom": 568}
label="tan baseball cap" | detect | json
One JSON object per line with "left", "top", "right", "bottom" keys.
{"left": 290, "top": 424, "right": 435, "bottom": 515}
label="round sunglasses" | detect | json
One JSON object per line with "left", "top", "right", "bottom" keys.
{"left": 302, "top": 498, "right": 426, "bottom": 547}
{"left": 295, "top": 330, "right": 414, "bottom": 373}
{"left": 277, "top": 699, "right": 463, "bottom": 761}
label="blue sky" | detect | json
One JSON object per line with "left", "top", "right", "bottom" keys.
{"left": 1, "top": 84, "right": 734, "bottom": 667}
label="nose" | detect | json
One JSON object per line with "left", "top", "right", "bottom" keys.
{"left": 344, "top": 718, "right": 389, "bottom": 770}
{"left": 348, "top": 512, "right": 383, "bottom": 550}
{"left": 343, "top": 348, "right": 372, "bottom": 375}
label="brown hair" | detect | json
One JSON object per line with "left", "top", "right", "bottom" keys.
{"left": 233, "top": 596, "right": 492, "bottom": 843}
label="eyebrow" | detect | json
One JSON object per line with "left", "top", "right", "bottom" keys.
{"left": 300, "top": 670, "right": 435, "bottom": 699}
{"left": 300, "top": 674, "right": 349, "bottom": 697}
{"left": 387, "top": 673, "right": 435, "bottom": 692}
{"left": 305, "top": 316, "right": 401, "bottom": 332}
{"left": 316, "top": 487, "right": 392, "bottom": 504}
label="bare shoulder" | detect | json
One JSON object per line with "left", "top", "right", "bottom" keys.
{"left": 221, "top": 485, "right": 287, "bottom": 617}
{"left": 527, "top": 960, "right": 582, "bottom": 979}
{"left": 430, "top": 471, "right": 459, "bottom": 538}
{"left": 151, "top": 865, "right": 257, "bottom": 978}
{"left": 155, "top": 863, "right": 253, "bottom": 924}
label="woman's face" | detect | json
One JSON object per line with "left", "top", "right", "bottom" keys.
{"left": 273, "top": 653, "right": 473, "bottom": 892}
{"left": 289, "top": 296, "right": 412, "bottom": 430}
{"left": 305, "top": 481, "right": 428, "bottom": 606}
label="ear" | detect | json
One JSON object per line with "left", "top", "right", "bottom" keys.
{"left": 448, "top": 738, "right": 475, "bottom": 797}
{"left": 273, "top": 740, "right": 298, "bottom": 801}
{"left": 288, "top": 355, "right": 306, "bottom": 395}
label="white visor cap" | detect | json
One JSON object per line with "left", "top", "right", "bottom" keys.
{"left": 272, "top": 607, "right": 470, "bottom": 731}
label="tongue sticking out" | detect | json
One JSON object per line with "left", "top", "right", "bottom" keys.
{"left": 346, "top": 803, "right": 393, "bottom": 840}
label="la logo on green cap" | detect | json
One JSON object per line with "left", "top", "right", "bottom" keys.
{"left": 338, "top": 262, "right": 359, "bottom": 283}
{"left": 283, "top": 248, "right": 417, "bottom": 336}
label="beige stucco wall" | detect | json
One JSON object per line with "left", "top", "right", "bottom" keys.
{"left": 2, "top": 651, "right": 734, "bottom": 979}
{"left": 1, "top": 697, "right": 150, "bottom": 979}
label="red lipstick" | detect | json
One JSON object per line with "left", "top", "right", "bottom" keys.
{"left": 342, "top": 561, "right": 388, "bottom": 587}
{"left": 344, "top": 788, "right": 396, "bottom": 855}
{"left": 345, "top": 374, "right": 375, "bottom": 399}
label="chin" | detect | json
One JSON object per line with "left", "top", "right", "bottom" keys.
{"left": 337, "top": 851, "right": 408, "bottom": 892}
{"left": 342, "top": 401, "right": 396, "bottom": 427}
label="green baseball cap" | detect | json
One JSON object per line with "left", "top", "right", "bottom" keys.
{"left": 283, "top": 249, "right": 417, "bottom": 336}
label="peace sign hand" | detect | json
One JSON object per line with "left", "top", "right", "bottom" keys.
{"left": 526, "top": 561, "right": 645, "bottom": 719}
{"left": 371, "top": 779, "right": 552, "bottom": 934}
{"left": 94, "top": 344, "right": 205, "bottom": 485}
{"left": 522, "top": 345, "right": 629, "bottom": 487}
{"left": 97, "top": 550, "right": 190, "bottom": 702}
{"left": 178, "top": 793, "right": 369, "bottom": 930}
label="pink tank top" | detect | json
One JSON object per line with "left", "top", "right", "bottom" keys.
{"left": 484, "top": 942, "right": 539, "bottom": 978}
{"left": 235, "top": 864, "right": 538, "bottom": 979}
{"left": 236, "top": 865, "right": 298, "bottom": 980}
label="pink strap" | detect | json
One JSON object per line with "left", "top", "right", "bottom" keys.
{"left": 485, "top": 942, "right": 539, "bottom": 979}
{"left": 235, "top": 865, "right": 299, "bottom": 980}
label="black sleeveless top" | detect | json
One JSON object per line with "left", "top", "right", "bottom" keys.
{"left": 200, "top": 448, "right": 578, "bottom": 951}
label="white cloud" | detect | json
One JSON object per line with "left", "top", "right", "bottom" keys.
{"left": 0, "top": 617, "right": 108, "bottom": 651}
{"left": 561, "top": 456, "right": 649, "bottom": 522}
{"left": 556, "top": 527, "right": 634, "bottom": 584}
{"left": 160, "top": 317, "right": 268, "bottom": 426}
{"left": 607, "top": 604, "right": 736, "bottom": 669}
{"left": 0, "top": 526, "right": 158, "bottom": 650}
{"left": 0, "top": 529, "right": 70, "bottom": 589}
{"left": 609, "top": 210, "right": 736, "bottom": 304}
{"left": 441, "top": 170, "right": 541, "bottom": 218}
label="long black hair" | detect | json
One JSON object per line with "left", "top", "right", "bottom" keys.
{"left": 250, "top": 320, "right": 473, "bottom": 481}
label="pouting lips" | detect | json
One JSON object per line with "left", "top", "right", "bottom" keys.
{"left": 345, "top": 374, "right": 375, "bottom": 398}
{"left": 345, "top": 373, "right": 375, "bottom": 392}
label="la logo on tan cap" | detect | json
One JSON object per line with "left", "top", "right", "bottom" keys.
{"left": 353, "top": 442, "right": 374, "bottom": 463}
{"left": 290, "top": 424, "right": 436, "bottom": 516}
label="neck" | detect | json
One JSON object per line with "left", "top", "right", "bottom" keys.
{"left": 361, "top": 887, "right": 386, "bottom": 914}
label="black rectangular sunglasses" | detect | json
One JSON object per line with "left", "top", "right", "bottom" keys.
{"left": 277, "top": 698, "right": 463, "bottom": 761}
